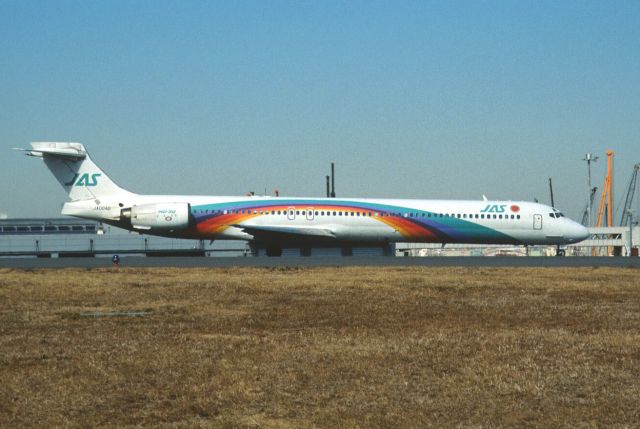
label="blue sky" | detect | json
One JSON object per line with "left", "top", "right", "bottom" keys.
{"left": 1, "top": 0, "right": 639, "bottom": 222}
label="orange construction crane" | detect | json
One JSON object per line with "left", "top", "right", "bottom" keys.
{"left": 594, "top": 150, "right": 614, "bottom": 256}
{"left": 595, "top": 150, "right": 614, "bottom": 228}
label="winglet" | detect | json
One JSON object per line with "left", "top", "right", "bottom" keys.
{"left": 482, "top": 195, "right": 488, "bottom": 201}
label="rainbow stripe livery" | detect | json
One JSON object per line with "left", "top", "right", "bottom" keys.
{"left": 190, "top": 199, "right": 514, "bottom": 244}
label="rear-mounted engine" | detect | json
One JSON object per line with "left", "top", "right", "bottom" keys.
{"left": 121, "top": 203, "right": 190, "bottom": 230}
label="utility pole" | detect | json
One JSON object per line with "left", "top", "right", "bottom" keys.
{"left": 582, "top": 153, "right": 599, "bottom": 227}
{"left": 628, "top": 210, "right": 634, "bottom": 257}
{"left": 549, "top": 178, "right": 562, "bottom": 256}
{"left": 330, "top": 162, "right": 336, "bottom": 198}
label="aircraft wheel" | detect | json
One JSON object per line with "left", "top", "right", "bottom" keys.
{"left": 265, "top": 246, "right": 283, "bottom": 257}
{"left": 557, "top": 249, "right": 566, "bottom": 257}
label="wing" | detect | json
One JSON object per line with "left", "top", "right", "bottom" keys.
{"left": 232, "top": 224, "right": 336, "bottom": 244}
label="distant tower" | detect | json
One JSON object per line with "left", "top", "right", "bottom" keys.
{"left": 326, "top": 175, "right": 330, "bottom": 198}
{"left": 330, "top": 162, "right": 336, "bottom": 198}
{"left": 582, "top": 152, "right": 599, "bottom": 227}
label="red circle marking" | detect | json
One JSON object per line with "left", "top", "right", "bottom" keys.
{"left": 510, "top": 205, "right": 520, "bottom": 213}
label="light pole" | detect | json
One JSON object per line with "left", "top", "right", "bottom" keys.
{"left": 583, "top": 153, "right": 599, "bottom": 227}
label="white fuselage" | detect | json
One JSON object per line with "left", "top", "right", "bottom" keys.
{"left": 62, "top": 194, "right": 589, "bottom": 246}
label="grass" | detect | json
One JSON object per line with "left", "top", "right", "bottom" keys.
{"left": 1, "top": 266, "right": 639, "bottom": 428}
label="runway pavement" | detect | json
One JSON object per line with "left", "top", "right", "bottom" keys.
{"left": 1, "top": 256, "right": 639, "bottom": 269}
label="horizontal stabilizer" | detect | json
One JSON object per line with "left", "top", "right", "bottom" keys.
{"left": 15, "top": 142, "right": 87, "bottom": 160}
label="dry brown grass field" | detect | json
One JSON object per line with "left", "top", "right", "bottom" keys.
{"left": 1, "top": 266, "right": 639, "bottom": 428}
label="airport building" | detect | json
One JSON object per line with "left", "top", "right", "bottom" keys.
{"left": 0, "top": 218, "right": 247, "bottom": 258}
{"left": 1, "top": 218, "right": 637, "bottom": 258}
{"left": 396, "top": 226, "right": 640, "bottom": 257}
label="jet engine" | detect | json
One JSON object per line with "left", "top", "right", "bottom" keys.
{"left": 121, "top": 203, "right": 190, "bottom": 230}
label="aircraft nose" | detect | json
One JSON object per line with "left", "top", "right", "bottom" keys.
{"left": 569, "top": 222, "right": 590, "bottom": 242}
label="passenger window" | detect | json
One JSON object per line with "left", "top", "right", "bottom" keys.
{"left": 296, "top": 211, "right": 300, "bottom": 215}
{"left": 517, "top": 215, "right": 521, "bottom": 219}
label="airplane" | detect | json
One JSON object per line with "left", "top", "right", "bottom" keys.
{"left": 16, "top": 142, "right": 589, "bottom": 256}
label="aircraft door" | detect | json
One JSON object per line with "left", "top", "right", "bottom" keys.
{"left": 287, "top": 207, "right": 296, "bottom": 221}
{"left": 533, "top": 214, "right": 542, "bottom": 230}
{"left": 306, "top": 207, "right": 314, "bottom": 221}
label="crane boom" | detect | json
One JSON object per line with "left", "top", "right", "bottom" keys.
{"left": 620, "top": 163, "right": 639, "bottom": 227}
{"left": 580, "top": 186, "right": 598, "bottom": 226}
{"left": 595, "top": 150, "right": 614, "bottom": 228}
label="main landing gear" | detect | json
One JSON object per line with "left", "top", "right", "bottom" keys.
{"left": 265, "top": 245, "right": 283, "bottom": 257}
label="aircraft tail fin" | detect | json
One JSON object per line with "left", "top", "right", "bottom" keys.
{"left": 16, "top": 142, "right": 135, "bottom": 201}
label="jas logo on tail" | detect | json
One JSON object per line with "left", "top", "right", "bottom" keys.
{"left": 64, "top": 173, "right": 101, "bottom": 187}
{"left": 480, "top": 204, "right": 506, "bottom": 213}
